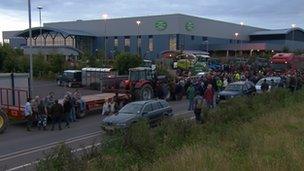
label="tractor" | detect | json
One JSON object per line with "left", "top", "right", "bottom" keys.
{"left": 121, "top": 67, "right": 169, "bottom": 101}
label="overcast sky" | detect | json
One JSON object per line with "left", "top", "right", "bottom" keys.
{"left": 1, "top": 0, "right": 303, "bottom": 42}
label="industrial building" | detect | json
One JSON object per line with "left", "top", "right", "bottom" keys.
{"left": 2, "top": 13, "right": 304, "bottom": 59}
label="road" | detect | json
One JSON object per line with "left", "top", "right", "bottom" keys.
{"left": 0, "top": 80, "right": 191, "bottom": 171}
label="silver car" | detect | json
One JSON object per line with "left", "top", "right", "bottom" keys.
{"left": 101, "top": 100, "right": 173, "bottom": 131}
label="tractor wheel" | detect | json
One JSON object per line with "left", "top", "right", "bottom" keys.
{"left": 0, "top": 109, "right": 9, "bottom": 134}
{"left": 139, "top": 84, "right": 154, "bottom": 100}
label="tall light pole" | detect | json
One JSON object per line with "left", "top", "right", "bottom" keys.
{"left": 37, "top": 6, "right": 43, "bottom": 50}
{"left": 240, "top": 22, "right": 244, "bottom": 55}
{"left": 234, "top": 32, "right": 239, "bottom": 57}
{"left": 28, "top": 0, "right": 33, "bottom": 98}
{"left": 102, "top": 14, "right": 108, "bottom": 63}
{"left": 136, "top": 20, "right": 141, "bottom": 57}
{"left": 291, "top": 24, "right": 296, "bottom": 51}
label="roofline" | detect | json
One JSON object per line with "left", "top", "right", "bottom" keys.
{"left": 45, "top": 13, "right": 266, "bottom": 30}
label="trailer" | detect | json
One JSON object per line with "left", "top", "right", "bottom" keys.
{"left": 0, "top": 73, "right": 29, "bottom": 133}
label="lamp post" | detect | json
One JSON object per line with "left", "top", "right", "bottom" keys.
{"left": 28, "top": 0, "right": 33, "bottom": 98}
{"left": 234, "top": 32, "right": 239, "bottom": 57}
{"left": 102, "top": 14, "right": 108, "bottom": 62}
{"left": 136, "top": 20, "right": 141, "bottom": 57}
{"left": 37, "top": 6, "right": 43, "bottom": 50}
{"left": 291, "top": 24, "right": 296, "bottom": 51}
{"left": 240, "top": 22, "right": 244, "bottom": 55}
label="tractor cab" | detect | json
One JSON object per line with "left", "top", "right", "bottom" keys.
{"left": 129, "top": 67, "right": 154, "bottom": 81}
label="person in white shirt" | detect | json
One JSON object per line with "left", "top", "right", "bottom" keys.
{"left": 24, "top": 98, "right": 33, "bottom": 131}
{"left": 102, "top": 99, "right": 110, "bottom": 116}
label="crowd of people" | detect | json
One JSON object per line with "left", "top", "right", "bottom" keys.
{"left": 164, "top": 64, "right": 304, "bottom": 124}
{"left": 24, "top": 90, "right": 84, "bottom": 131}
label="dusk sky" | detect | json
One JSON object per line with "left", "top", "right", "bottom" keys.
{"left": 1, "top": 0, "right": 303, "bottom": 42}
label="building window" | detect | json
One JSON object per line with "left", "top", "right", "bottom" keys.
{"left": 114, "top": 37, "right": 118, "bottom": 50}
{"left": 229, "top": 39, "right": 233, "bottom": 44}
{"left": 202, "top": 37, "right": 208, "bottom": 41}
{"left": 124, "top": 36, "right": 130, "bottom": 52}
{"left": 191, "top": 36, "right": 195, "bottom": 40}
{"left": 169, "top": 34, "right": 177, "bottom": 51}
{"left": 148, "top": 35, "right": 153, "bottom": 51}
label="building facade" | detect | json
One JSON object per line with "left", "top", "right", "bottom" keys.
{"left": 2, "top": 14, "right": 304, "bottom": 59}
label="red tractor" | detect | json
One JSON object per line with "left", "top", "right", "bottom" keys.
{"left": 121, "top": 67, "right": 170, "bottom": 101}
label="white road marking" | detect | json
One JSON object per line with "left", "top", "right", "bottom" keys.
{"left": 6, "top": 143, "right": 102, "bottom": 171}
{"left": 0, "top": 131, "right": 102, "bottom": 162}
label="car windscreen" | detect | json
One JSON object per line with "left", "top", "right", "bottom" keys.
{"left": 257, "top": 79, "right": 280, "bottom": 86}
{"left": 119, "top": 103, "right": 143, "bottom": 114}
{"left": 225, "top": 84, "right": 242, "bottom": 91}
{"left": 63, "top": 72, "right": 75, "bottom": 78}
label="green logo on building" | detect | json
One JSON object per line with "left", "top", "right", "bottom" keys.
{"left": 185, "top": 21, "right": 194, "bottom": 31}
{"left": 155, "top": 20, "right": 167, "bottom": 31}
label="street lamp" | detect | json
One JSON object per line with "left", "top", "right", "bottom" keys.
{"left": 102, "top": 14, "right": 108, "bottom": 62}
{"left": 291, "top": 24, "right": 296, "bottom": 51}
{"left": 37, "top": 6, "right": 43, "bottom": 49}
{"left": 234, "top": 32, "right": 239, "bottom": 57}
{"left": 240, "top": 22, "right": 244, "bottom": 55}
{"left": 136, "top": 20, "right": 141, "bottom": 56}
{"left": 28, "top": 0, "right": 33, "bottom": 98}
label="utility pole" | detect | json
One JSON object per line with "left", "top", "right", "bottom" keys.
{"left": 28, "top": 0, "right": 33, "bottom": 98}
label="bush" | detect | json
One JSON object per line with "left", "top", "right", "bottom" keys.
{"left": 113, "top": 53, "right": 141, "bottom": 75}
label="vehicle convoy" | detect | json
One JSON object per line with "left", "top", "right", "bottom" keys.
{"left": 270, "top": 53, "right": 304, "bottom": 73}
{"left": 217, "top": 81, "right": 256, "bottom": 103}
{"left": 120, "top": 67, "right": 170, "bottom": 101}
{"left": 101, "top": 99, "right": 173, "bottom": 131}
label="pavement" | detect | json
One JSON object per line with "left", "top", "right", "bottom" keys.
{"left": 0, "top": 80, "right": 192, "bottom": 171}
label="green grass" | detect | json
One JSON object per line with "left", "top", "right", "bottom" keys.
{"left": 37, "top": 89, "right": 304, "bottom": 171}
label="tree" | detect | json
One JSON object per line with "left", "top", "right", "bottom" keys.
{"left": 113, "top": 53, "right": 142, "bottom": 75}
{"left": 49, "top": 54, "right": 66, "bottom": 74}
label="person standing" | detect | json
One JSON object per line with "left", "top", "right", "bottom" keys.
{"left": 63, "top": 96, "right": 71, "bottom": 128}
{"left": 37, "top": 98, "right": 48, "bottom": 130}
{"left": 24, "top": 98, "right": 33, "bottom": 131}
{"left": 204, "top": 84, "right": 215, "bottom": 109}
{"left": 50, "top": 100, "right": 63, "bottom": 131}
{"left": 193, "top": 92, "right": 203, "bottom": 124}
{"left": 261, "top": 79, "right": 269, "bottom": 92}
{"left": 31, "top": 96, "right": 39, "bottom": 126}
{"left": 186, "top": 84, "right": 195, "bottom": 111}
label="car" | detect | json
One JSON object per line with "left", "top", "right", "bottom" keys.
{"left": 217, "top": 81, "right": 256, "bottom": 102}
{"left": 255, "top": 77, "right": 283, "bottom": 93}
{"left": 57, "top": 70, "right": 82, "bottom": 87}
{"left": 101, "top": 100, "right": 173, "bottom": 131}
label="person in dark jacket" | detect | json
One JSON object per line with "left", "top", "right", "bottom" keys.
{"left": 261, "top": 79, "right": 269, "bottom": 92}
{"left": 50, "top": 100, "right": 63, "bottom": 131}
{"left": 63, "top": 96, "right": 71, "bottom": 128}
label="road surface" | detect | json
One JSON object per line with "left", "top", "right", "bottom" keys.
{"left": 0, "top": 81, "right": 192, "bottom": 170}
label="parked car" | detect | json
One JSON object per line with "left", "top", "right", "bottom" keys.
{"left": 217, "top": 81, "right": 256, "bottom": 102}
{"left": 57, "top": 70, "right": 82, "bottom": 87}
{"left": 101, "top": 100, "right": 173, "bottom": 131}
{"left": 255, "top": 76, "right": 283, "bottom": 93}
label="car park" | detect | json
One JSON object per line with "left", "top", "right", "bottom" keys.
{"left": 255, "top": 76, "right": 283, "bottom": 93}
{"left": 101, "top": 99, "right": 173, "bottom": 132}
{"left": 217, "top": 81, "right": 256, "bottom": 103}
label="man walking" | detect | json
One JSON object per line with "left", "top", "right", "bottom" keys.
{"left": 63, "top": 96, "right": 71, "bottom": 128}
{"left": 193, "top": 92, "right": 203, "bottom": 124}
{"left": 186, "top": 84, "right": 195, "bottom": 111}
{"left": 24, "top": 98, "right": 33, "bottom": 131}
{"left": 204, "top": 84, "right": 215, "bottom": 109}
{"left": 50, "top": 100, "right": 63, "bottom": 131}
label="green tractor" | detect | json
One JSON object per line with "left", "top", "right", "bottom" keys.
{"left": 0, "top": 109, "right": 9, "bottom": 134}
